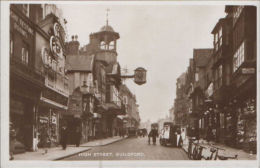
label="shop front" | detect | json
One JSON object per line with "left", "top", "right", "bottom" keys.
{"left": 37, "top": 87, "right": 68, "bottom": 148}
{"left": 230, "top": 69, "right": 256, "bottom": 153}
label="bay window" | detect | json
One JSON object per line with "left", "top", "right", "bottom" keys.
{"left": 233, "top": 41, "right": 245, "bottom": 72}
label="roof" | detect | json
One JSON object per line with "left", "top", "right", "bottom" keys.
{"left": 193, "top": 49, "right": 213, "bottom": 67}
{"left": 100, "top": 25, "right": 115, "bottom": 32}
{"left": 211, "top": 18, "right": 225, "bottom": 34}
{"left": 66, "top": 54, "right": 94, "bottom": 72}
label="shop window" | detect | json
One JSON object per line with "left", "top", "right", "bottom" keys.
{"left": 233, "top": 41, "right": 245, "bottom": 72}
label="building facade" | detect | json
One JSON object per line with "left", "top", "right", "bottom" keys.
{"left": 173, "top": 5, "right": 257, "bottom": 154}
{"left": 10, "top": 4, "right": 69, "bottom": 152}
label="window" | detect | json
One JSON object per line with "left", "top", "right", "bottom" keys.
{"left": 219, "top": 27, "right": 222, "bottom": 46}
{"left": 195, "top": 73, "right": 199, "bottom": 82}
{"left": 214, "top": 27, "right": 223, "bottom": 52}
{"left": 22, "top": 4, "right": 29, "bottom": 17}
{"left": 21, "top": 47, "right": 29, "bottom": 65}
{"left": 109, "top": 41, "right": 115, "bottom": 50}
{"left": 10, "top": 36, "right": 13, "bottom": 57}
{"left": 52, "top": 60, "right": 57, "bottom": 71}
{"left": 233, "top": 41, "right": 245, "bottom": 72}
{"left": 100, "top": 41, "right": 106, "bottom": 50}
{"left": 214, "top": 65, "right": 223, "bottom": 90}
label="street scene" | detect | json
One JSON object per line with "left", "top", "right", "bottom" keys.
{"left": 5, "top": 2, "right": 257, "bottom": 164}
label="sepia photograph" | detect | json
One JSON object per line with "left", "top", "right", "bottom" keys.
{"left": 0, "top": 0, "right": 259, "bottom": 168}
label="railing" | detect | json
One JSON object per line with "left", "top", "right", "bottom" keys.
{"left": 10, "top": 57, "right": 45, "bottom": 85}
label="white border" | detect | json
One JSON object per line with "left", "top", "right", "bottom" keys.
{"left": 1, "top": 1, "right": 259, "bottom": 168}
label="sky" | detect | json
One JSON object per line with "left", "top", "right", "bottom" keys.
{"left": 59, "top": 4, "right": 226, "bottom": 123}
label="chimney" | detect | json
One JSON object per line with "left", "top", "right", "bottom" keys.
{"left": 66, "top": 35, "right": 80, "bottom": 55}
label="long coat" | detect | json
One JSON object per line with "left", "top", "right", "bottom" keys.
{"left": 60, "top": 127, "right": 68, "bottom": 145}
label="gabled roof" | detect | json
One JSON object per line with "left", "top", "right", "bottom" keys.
{"left": 193, "top": 49, "right": 213, "bottom": 67}
{"left": 66, "top": 54, "right": 94, "bottom": 72}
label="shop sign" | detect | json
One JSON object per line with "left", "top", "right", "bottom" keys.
{"left": 10, "top": 11, "right": 33, "bottom": 39}
{"left": 241, "top": 68, "right": 255, "bottom": 74}
{"left": 39, "top": 117, "right": 49, "bottom": 123}
{"left": 51, "top": 116, "right": 57, "bottom": 124}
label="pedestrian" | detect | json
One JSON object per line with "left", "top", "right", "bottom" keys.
{"left": 148, "top": 129, "right": 152, "bottom": 144}
{"left": 75, "top": 126, "right": 82, "bottom": 147}
{"left": 42, "top": 129, "right": 51, "bottom": 155}
{"left": 60, "top": 126, "right": 68, "bottom": 150}
{"left": 152, "top": 128, "right": 158, "bottom": 145}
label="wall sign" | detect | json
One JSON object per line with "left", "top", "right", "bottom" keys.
{"left": 241, "top": 68, "right": 255, "bottom": 74}
{"left": 10, "top": 10, "right": 33, "bottom": 39}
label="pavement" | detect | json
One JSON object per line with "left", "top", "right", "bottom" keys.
{"left": 13, "top": 136, "right": 125, "bottom": 160}
{"left": 64, "top": 136, "right": 189, "bottom": 160}
{"left": 182, "top": 137, "right": 257, "bottom": 160}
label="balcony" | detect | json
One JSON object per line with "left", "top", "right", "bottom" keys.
{"left": 10, "top": 57, "right": 45, "bottom": 87}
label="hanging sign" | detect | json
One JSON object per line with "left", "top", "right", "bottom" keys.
{"left": 134, "top": 67, "right": 147, "bottom": 85}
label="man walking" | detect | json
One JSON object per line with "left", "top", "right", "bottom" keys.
{"left": 60, "top": 126, "right": 68, "bottom": 150}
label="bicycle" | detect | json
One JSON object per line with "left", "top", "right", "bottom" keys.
{"left": 207, "top": 145, "right": 238, "bottom": 160}
{"left": 190, "top": 142, "right": 207, "bottom": 160}
{"left": 187, "top": 138, "right": 196, "bottom": 159}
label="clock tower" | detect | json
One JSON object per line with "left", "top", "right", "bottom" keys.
{"left": 88, "top": 11, "right": 120, "bottom": 65}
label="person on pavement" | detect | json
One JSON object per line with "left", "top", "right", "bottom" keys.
{"left": 75, "top": 126, "right": 82, "bottom": 147}
{"left": 60, "top": 126, "right": 68, "bottom": 150}
{"left": 152, "top": 128, "right": 158, "bottom": 145}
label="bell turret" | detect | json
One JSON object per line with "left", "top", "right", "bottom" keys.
{"left": 89, "top": 10, "right": 120, "bottom": 65}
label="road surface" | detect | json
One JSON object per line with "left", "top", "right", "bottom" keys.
{"left": 63, "top": 136, "right": 189, "bottom": 160}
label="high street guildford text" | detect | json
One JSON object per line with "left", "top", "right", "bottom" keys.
{"left": 2, "top": 2, "right": 258, "bottom": 168}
